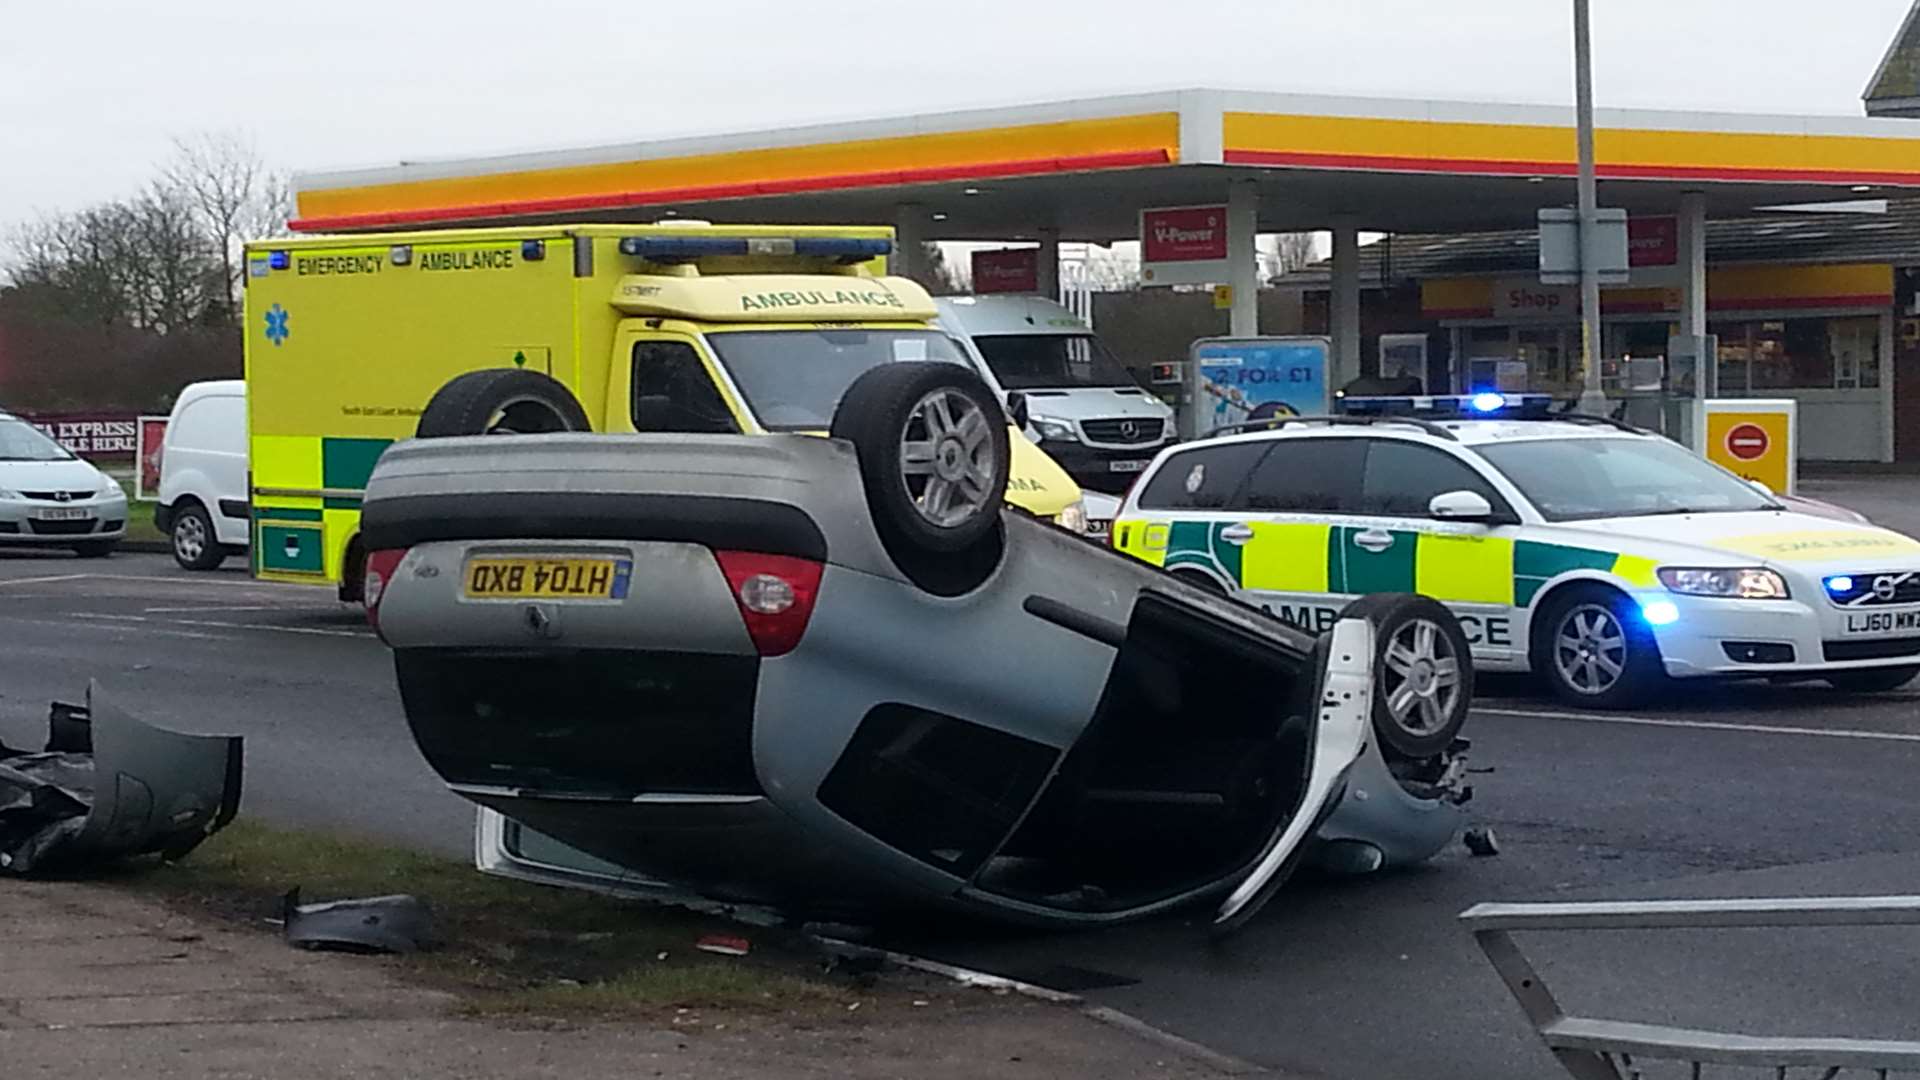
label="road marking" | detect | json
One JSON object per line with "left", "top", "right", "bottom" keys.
{"left": 5, "top": 615, "right": 222, "bottom": 641}
{"left": 1479, "top": 706, "right": 1920, "bottom": 744}
{"left": 0, "top": 574, "right": 88, "bottom": 588}
{"left": 161, "top": 617, "right": 372, "bottom": 640}
{"left": 143, "top": 605, "right": 288, "bottom": 613}
{"left": 71, "top": 611, "right": 372, "bottom": 639}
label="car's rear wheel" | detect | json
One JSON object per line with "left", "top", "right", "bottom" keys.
{"left": 170, "top": 503, "right": 225, "bottom": 571}
{"left": 1533, "top": 584, "right": 1663, "bottom": 708}
{"left": 832, "top": 363, "right": 1009, "bottom": 593}
{"left": 1824, "top": 665, "right": 1919, "bottom": 693}
{"left": 1337, "top": 594, "right": 1471, "bottom": 760}
{"left": 415, "top": 369, "right": 591, "bottom": 438}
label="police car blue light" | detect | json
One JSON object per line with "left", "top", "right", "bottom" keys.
{"left": 1338, "top": 393, "right": 1556, "bottom": 419}
{"left": 1826, "top": 575, "right": 1855, "bottom": 596}
{"left": 1470, "top": 392, "right": 1507, "bottom": 413}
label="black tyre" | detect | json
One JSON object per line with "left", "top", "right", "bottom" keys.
{"left": 72, "top": 540, "right": 117, "bottom": 559}
{"left": 1824, "top": 666, "right": 1919, "bottom": 693}
{"left": 415, "top": 369, "right": 590, "bottom": 438}
{"left": 1336, "top": 594, "right": 1472, "bottom": 760}
{"left": 831, "top": 362, "right": 1010, "bottom": 557}
{"left": 1532, "top": 584, "right": 1664, "bottom": 709}
{"left": 170, "top": 502, "right": 225, "bottom": 571}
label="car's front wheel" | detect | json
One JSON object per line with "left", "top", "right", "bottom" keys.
{"left": 1534, "top": 584, "right": 1664, "bottom": 708}
{"left": 170, "top": 503, "right": 225, "bottom": 571}
{"left": 1824, "top": 665, "right": 1919, "bottom": 693}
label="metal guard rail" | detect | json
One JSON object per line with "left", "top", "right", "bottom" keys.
{"left": 1460, "top": 896, "right": 1920, "bottom": 1080}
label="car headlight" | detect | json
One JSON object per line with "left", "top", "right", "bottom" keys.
{"left": 1055, "top": 500, "right": 1088, "bottom": 534}
{"left": 1033, "top": 418, "right": 1078, "bottom": 443}
{"left": 0, "top": 489, "right": 19, "bottom": 501}
{"left": 1657, "top": 567, "right": 1789, "bottom": 599}
{"left": 98, "top": 478, "right": 125, "bottom": 498}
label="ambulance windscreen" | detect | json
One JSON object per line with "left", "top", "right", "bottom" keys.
{"left": 707, "top": 329, "right": 971, "bottom": 432}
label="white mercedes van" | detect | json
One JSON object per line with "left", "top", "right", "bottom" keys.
{"left": 935, "top": 296, "right": 1174, "bottom": 495}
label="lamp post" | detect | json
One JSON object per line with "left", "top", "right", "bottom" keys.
{"left": 1574, "top": 0, "right": 1609, "bottom": 414}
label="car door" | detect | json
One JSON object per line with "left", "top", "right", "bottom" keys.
{"left": 1225, "top": 437, "right": 1368, "bottom": 633}
{"left": 1111, "top": 440, "right": 1276, "bottom": 586}
{"left": 610, "top": 333, "right": 747, "bottom": 435}
{"left": 1345, "top": 438, "right": 1526, "bottom": 664}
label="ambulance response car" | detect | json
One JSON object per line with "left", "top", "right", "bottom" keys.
{"left": 241, "top": 225, "right": 1084, "bottom": 598}
{"left": 1112, "top": 394, "right": 1920, "bottom": 707}
{"left": 935, "top": 296, "right": 1175, "bottom": 495}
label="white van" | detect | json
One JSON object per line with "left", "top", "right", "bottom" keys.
{"left": 935, "top": 295, "right": 1174, "bottom": 495}
{"left": 154, "top": 380, "right": 248, "bottom": 570}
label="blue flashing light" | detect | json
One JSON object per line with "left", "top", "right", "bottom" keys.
{"left": 1826, "top": 575, "right": 1855, "bottom": 595}
{"left": 1337, "top": 393, "right": 1554, "bottom": 418}
{"left": 268, "top": 250, "right": 290, "bottom": 271}
{"left": 1470, "top": 392, "right": 1507, "bottom": 413}
{"left": 1640, "top": 600, "right": 1680, "bottom": 627}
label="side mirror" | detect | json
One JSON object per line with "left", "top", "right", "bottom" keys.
{"left": 1429, "top": 490, "right": 1495, "bottom": 522}
{"left": 1005, "top": 391, "right": 1031, "bottom": 430}
{"left": 634, "top": 394, "right": 675, "bottom": 432}
{"left": 1747, "top": 479, "right": 1774, "bottom": 497}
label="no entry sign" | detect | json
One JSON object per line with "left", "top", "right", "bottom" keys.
{"left": 1703, "top": 400, "right": 1796, "bottom": 494}
{"left": 1725, "top": 423, "right": 1770, "bottom": 461}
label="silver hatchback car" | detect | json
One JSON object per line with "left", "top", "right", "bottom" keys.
{"left": 363, "top": 363, "right": 1474, "bottom": 931}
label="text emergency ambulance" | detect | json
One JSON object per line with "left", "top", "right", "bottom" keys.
{"left": 241, "top": 224, "right": 1084, "bottom": 599}
{"left": 1111, "top": 394, "right": 1920, "bottom": 707}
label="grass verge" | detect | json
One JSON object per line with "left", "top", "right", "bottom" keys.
{"left": 106, "top": 818, "right": 863, "bottom": 1019}
{"left": 124, "top": 500, "right": 166, "bottom": 546}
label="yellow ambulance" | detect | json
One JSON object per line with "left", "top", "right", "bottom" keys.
{"left": 241, "top": 223, "right": 1083, "bottom": 598}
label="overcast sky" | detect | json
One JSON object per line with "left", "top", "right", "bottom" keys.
{"left": 1, "top": 0, "right": 1911, "bottom": 223}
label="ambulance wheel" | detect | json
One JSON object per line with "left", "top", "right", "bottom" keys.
{"left": 1533, "top": 584, "right": 1664, "bottom": 709}
{"left": 415, "top": 370, "right": 590, "bottom": 438}
{"left": 834, "top": 361, "right": 1008, "bottom": 565}
{"left": 1337, "top": 593, "right": 1471, "bottom": 760}
{"left": 1824, "top": 665, "right": 1919, "bottom": 693}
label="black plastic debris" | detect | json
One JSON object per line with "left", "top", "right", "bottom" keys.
{"left": 281, "top": 888, "right": 434, "bottom": 955}
{"left": 0, "top": 682, "right": 242, "bottom": 875}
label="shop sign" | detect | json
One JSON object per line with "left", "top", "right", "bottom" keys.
{"left": 1494, "top": 279, "right": 1578, "bottom": 319}
{"left": 22, "top": 413, "right": 139, "bottom": 457}
{"left": 1140, "top": 205, "right": 1231, "bottom": 286}
{"left": 970, "top": 248, "right": 1039, "bottom": 294}
{"left": 1628, "top": 216, "right": 1678, "bottom": 267}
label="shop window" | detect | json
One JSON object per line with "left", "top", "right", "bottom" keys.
{"left": 1712, "top": 322, "right": 1751, "bottom": 394}
{"left": 1831, "top": 317, "right": 1880, "bottom": 389}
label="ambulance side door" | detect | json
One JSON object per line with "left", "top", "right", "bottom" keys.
{"left": 1229, "top": 436, "right": 1370, "bottom": 634}
{"left": 612, "top": 331, "right": 746, "bottom": 435}
{"left": 1346, "top": 437, "right": 1526, "bottom": 664}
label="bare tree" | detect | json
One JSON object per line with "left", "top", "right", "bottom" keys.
{"left": 163, "top": 132, "right": 290, "bottom": 324}
{"left": 1259, "top": 232, "right": 1321, "bottom": 280}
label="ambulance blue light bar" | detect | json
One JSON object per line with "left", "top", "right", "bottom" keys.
{"left": 618, "top": 236, "right": 893, "bottom": 263}
{"left": 1337, "top": 393, "right": 1556, "bottom": 419}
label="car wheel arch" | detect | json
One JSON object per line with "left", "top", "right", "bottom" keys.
{"left": 1526, "top": 575, "right": 1666, "bottom": 673}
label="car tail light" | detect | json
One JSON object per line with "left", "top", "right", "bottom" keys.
{"left": 363, "top": 548, "right": 408, "bottom": 631}
{"left": 713, "top": 550, "right": 823, "bottom": 657}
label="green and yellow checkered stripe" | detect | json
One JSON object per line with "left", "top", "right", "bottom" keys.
{"left": 1113, "top": 519, "right": 1658, "bottom": 607}
{"left": 250, "top": 435, "right": 394, "bottom": 580}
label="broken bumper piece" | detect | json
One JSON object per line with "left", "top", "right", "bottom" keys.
{"left": 0, "top": 682, "right": 242, "bottom": 874}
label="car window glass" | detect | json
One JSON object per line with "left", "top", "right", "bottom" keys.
{"left": 1357, "top": 440, "right": 1505, "bottom": 518}
{"left": 1242, "top": 439, "right": 1366, "bottom": 513}
{"left": 705, "top": 329, "right": 970, "bottom": 432}
{"left": 631, "top": 342, "right": 738, "bottom": 434}
{"left": 1472, "top": 436, "right": 1774, "bottom": 521}
{"left": 1135, "top": 443, "right": 1270, "bottom": 510}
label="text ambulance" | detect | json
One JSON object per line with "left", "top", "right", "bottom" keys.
{"left": 242, "top": 224, "right": 1084, "bottom": 598}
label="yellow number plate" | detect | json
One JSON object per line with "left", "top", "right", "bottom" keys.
{"left": 463, "top": 557, "right": 632, "bottom": 600}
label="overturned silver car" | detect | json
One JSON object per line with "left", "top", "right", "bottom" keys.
{"left": 362, "top": 362, "right": 1473, "bottom": 930}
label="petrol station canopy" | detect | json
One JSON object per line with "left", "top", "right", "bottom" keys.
{"left": 290, "top": 88, "right": 1920, "bottom": 239}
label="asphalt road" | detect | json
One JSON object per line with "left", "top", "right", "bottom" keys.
{"left": 4, "top": 474, "right": 1919, "bottom": 1079}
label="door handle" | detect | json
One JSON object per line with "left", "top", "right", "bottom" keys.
{"left": 1220, "top": 523, "right": 1255, "bottom": 545}
{"left": 1353, "top": 528, "right": 1395, "bottom": 553}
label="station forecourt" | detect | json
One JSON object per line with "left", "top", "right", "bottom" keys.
{"left": 290, "top": 85, "right": 1920, "bottom": 463}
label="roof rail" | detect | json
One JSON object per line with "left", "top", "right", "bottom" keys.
{"left": 1205, "top": 415, "right": 1460, "bottom": 442}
